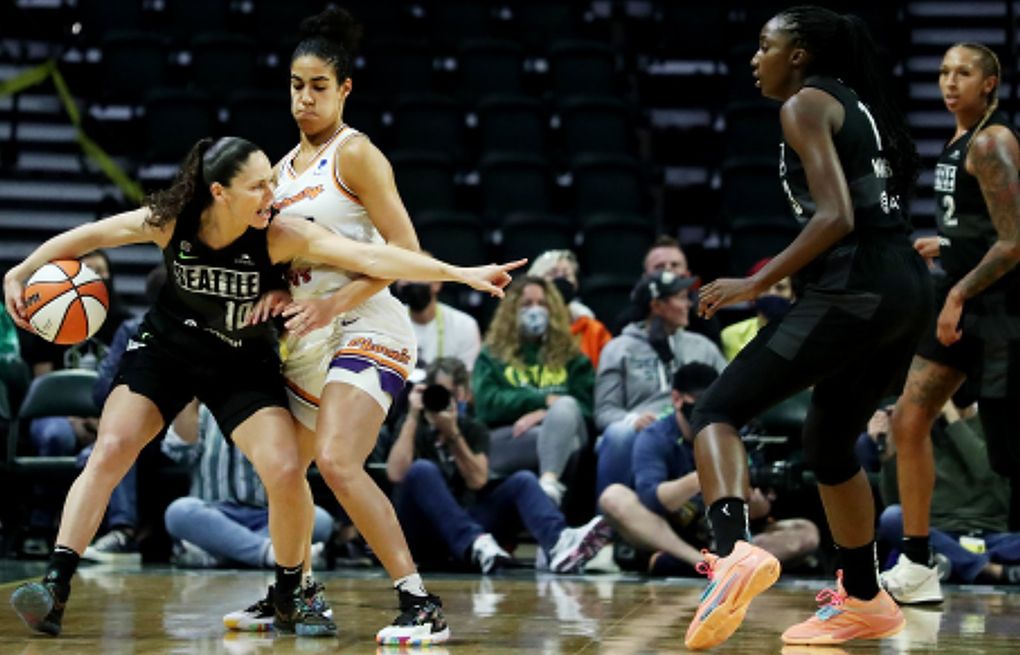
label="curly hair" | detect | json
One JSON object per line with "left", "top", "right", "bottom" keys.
{"left": 484, "top": 276, "right": 579, "bottom": 370}
{"left": 144, "top": 136, "right": 261, "bottom": 229}
{"left": 293, "top": 5, "right": 363, "bottom": 82}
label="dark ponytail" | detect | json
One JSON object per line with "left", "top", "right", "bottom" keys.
{"left": 777, "top": 6, "right": 919, "bottom": 200}
{"left": 145, "top": 136, "right": 261, "bottom": 229}
{"left": 293, "top": 5, "right": 363, "bottom": 82}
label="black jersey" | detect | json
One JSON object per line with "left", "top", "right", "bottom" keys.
{"left": 934, "top": 109, "right": 1020, "bottom": 295}
{"left": 779, "top": 76, "right": 911, "bottom": 284}
{"left": 141, "top": 209, "right": 285, "bottom": 356}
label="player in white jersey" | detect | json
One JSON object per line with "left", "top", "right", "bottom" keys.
{"left": 230, "top": 6, "right": 451, "bottom": 646}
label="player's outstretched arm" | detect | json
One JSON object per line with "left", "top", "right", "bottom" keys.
{"left": 268, "top": 214, "right": 525, "bottom": 297}
{"left": 4, "top": 208, "right": 167, "bottom": 328}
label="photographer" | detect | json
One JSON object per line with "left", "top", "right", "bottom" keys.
{"left": 387, "top": 358, "right": 610, "bottom": 575}
{"left": 600, "top": 364, "right": 818, "bottom": 576}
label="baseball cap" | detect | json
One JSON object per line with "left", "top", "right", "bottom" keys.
{"left": 630, "top": 270, "right": 700, "bottom": 308}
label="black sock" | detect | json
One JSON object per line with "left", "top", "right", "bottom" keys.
{"left": 708, "top": 497, "right": 750, "bottom": 557}
{"left": 1010, "top": 478, "right": 1020, "bottom": 531}
{"left": 838, "top": 542, "right": 880, "bottom": 601}
{"left": 900, "top": 536, "right": 933, "bottom": 567}
{"left": 274, "top": 563, "right": 304, "bottom": 608}
{"left": 45, "top": 546, "right": 79, "bottom": 599}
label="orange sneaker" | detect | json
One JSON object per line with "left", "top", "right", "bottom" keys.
{"left": 684, "top": 540, "right": 781, "bottom": 650}
{"left": 781, "top": 572, "right": 905, "bottom": 645}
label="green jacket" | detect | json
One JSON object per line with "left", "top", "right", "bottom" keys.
{"left": 881, "top": 414, "right": 1010, "bottom": 533}
{"left": 472, "top": 342, "right": 594, "bottom": 426}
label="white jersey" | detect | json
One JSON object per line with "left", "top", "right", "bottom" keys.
{"left": 273, "top": 125, "right": 416, "bottom": 424}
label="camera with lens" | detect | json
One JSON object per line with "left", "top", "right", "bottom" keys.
{"left": 421, "top": 384, "right": 452, "bottom": 413}
{"left": 748, "top": 459, "right": 805, "bottom": 494}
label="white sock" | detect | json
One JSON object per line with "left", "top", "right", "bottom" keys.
{"left": 394, "top": 573, "right": 427, "bottom": 597}
{"left": 303, "top": 570, "right": 314, "bottom": 587}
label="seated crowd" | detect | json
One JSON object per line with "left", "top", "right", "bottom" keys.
{"left": 3, "top": 236, "right": 1019, "bottom": 599}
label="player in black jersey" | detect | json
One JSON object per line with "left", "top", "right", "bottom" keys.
{"left": 881, "top": 42, "right": 1020, "bottom": 605}
{"left": 682, "top": 7, "right": 933, "bottom": 650}
{"left": 3, "top": 136, "right": 521, "bottom": 637}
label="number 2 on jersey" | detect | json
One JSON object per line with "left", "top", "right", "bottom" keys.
{"left": 941, "top": 195, "right": 957, "bottom": 227}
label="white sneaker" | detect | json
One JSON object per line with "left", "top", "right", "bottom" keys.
{"left": 539, "top": 478, "right": 566, "bottom": 506}
{"left": 880, "top": 554, "right": 945, "bottom": 604}
{"left": 471, "top": 533, "right": 513, "bottom": 574}
{"left": 581, "top": 543, "right": 620, "bottom": 574}
{"left": 548, "top": 516, "right": 614, "bottom": 573}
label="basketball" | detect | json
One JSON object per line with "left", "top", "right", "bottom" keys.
{"left": 22, "top": 259, "right": 109, "bottom": 344}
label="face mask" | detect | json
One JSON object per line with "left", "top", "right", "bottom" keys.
{"left": 399, "top": 283, "right": 433, "bottom": 312}
{"left": 755, "top": 295, "right": 792, "bottom": 322}
{"left": 680, "top": 402, "right": 695, "bottom": 424}
{"left": 456, "top": 400, "right": 470, "bottom": 416}
{"left": 518, "top": 305, "right": 550, "bottom": 338}
{"left": 551, "top": 277, "right": 577, "bottom": 305}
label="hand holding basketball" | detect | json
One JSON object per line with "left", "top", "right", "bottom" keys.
{"left": 18, "top": 260, "right": 109, "bottom": 344}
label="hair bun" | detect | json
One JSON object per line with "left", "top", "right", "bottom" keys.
{"left": 298, "top": 5, "right": 363, "bottom": 54}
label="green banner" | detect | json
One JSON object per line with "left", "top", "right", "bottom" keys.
{"left": 0, "top": 60, "right": 143, "bottom": 204}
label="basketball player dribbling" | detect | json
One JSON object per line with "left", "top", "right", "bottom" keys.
{"left": 3, "top": 136, "right": 520, "bottom": 638}
{"left": 680, "top": 6, "right": 933, "bottom": 649}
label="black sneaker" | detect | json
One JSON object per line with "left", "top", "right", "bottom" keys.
{"left": 82, "top": 529, "right": 141, "bottom": 565}
{"left": 223, "top": 584, "right": 275, "bottom": 632}
{"left": 273, "top": 583, "right": 336, "bottom": 637}
{"left": 11, "top": 580, "right": 67, "bottom": 636}
{"left": 375, "top": 590, "right": 450, "bottom": 645}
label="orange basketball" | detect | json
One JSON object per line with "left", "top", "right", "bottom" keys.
{"left": 22, "top": 259, "right": 109, "bottom": 345}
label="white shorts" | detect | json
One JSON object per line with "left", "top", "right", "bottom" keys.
{"left": 283, "top": 295, "right": 416, "bottom": 430}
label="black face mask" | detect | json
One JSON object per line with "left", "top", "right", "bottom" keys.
{"left": 398, "top": 283, "right": 433, "bottom": 312}
{"left": 680, "top": 401, "right": 695, "bottom": 424}
{"left": 552, "top": 276, "right": 577, "bottom": 305}
{"left": 755, "top": 295, "right": 792, "bottom": 322}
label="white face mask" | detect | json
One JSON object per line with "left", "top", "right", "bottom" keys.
{"left": 518, "top": 305, "right": 550, "bottom": 338}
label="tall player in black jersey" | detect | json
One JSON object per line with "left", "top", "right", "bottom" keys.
{"left": 3, "top": 136, "right": 520, "bottom": 637}
{"left": 682, "top": 6, "right": 933, "bottom": 650}
{"left": 880, "top": 43, "right": 1020, "bottom": 606}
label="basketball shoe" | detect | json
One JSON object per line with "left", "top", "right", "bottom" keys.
{"left": 684, "top": 540, "right": 781, "bottom": 650}
{"left": 274, "top": 582, "right": 336, "bottom": 637}
{"left": 548, "top": 516, "right": 614, "bottom": 574}
{"left": 879, "top": 554, "right": 944, "bottom": 604}
{"left": 11, "top": 579, "right": 68, "bottom": 636}
{"left": 781, "top": 571, "right": 905, "bottom": 645}
{"left": 375, "top": 590, "right": 450, "bottom": 646}
{"left": 224, "top": 581, "right": 333, "bottom": 633}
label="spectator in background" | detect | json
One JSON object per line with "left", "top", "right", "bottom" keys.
{"left": 528, "top": 249, "right": 612, "bottom": 369}
{"left": 600, "top": 364, "right": 818, "bottom": 576}
{"left": 472, "top": 277, "right": 594, "bottom": 507}
{"left": 81, "top": 265, "right": 167, "bottom": 564}
{"left": 595, "top": 270, "right": 726, "bottom": 499}
{"left": 615, "top": 236, "right": 722, "bottom": 345}
{"left": 20, "top": 252, "right": 135, "bottom": 557}
{"left": 394, "top": 257, "right": 482, "bottom": 371}
{"left": 162, "top": 401, "right": 334, "bottom": 572}
{"left": 878, "top": 401, "right": 1020, "bottom": 589}
{"left": 720, "top": 258, "right": 796, "bottom": 361}
{"left": 387, "top": 358, "right": 610, "bottom": 575}
{"left": 24, "top": 250, "right": 131, "bottom": 460}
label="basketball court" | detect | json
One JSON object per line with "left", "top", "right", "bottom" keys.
{"left": 1, "top": 562, "right": 1018, "bottom": 654}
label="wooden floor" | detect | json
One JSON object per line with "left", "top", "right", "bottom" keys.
{"left": 1, "top": 564, "right": 1019, "bottom": 654}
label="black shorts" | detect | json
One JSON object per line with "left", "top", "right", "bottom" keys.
{"left": 112, "top": 334, "right": 288, "bottom": 438}
{"left": 693, "top": 237, "right": 934, "bottom": 448}
{"left": 917, "top": 280, "right": 1020, "bottom": 400}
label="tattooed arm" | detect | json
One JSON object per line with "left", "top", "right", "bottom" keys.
{"left": 937, "top": 125, "right": 1020, "bottom": 345}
